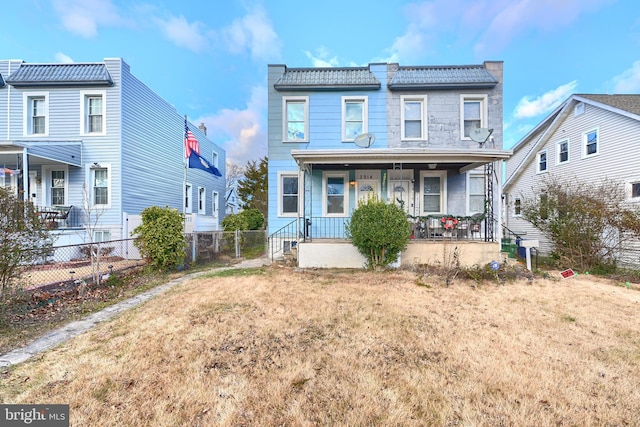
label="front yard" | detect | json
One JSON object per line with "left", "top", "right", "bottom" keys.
{"left": 1, "top": 265, "right": 639, "bottom": 425}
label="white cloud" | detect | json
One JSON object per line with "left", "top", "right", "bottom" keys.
{"left": 52, "top": 0, "right": 130, "bottom": 38}
{"left": 154, "top": 15, "right": 209, "bottom": 53}
{"left": 55, "top": 52, "right": 74, "bottom": 63}
{"left": 220, "top": 4, "right": 281, "bottom": 62}
{"left": 474, "top": 0, "right": 613, "bottom": 56}
{"left": 514, "top": 80, "right": 578, "bottom": 119}
{"left": 610, "top": 60, "right": 640, "bottom": 93}
{"left": 304, "top": 47, "right": 340, "bottom": 67}
{"left": 198, "top": 85, "right": 267, "bottom": 166}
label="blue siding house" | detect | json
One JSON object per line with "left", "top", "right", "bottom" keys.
{"left": 0, "top": 58, "right": 225, "bottom": 246}
{"left": 267, "top": 62, "right": 511, "bottom": 268}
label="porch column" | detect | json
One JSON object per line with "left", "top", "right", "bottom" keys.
{"left": 22, "top": 149, "right": 29, "bottom": 202}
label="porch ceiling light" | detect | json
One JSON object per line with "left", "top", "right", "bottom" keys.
{"left": 428, "top": 163, "right": 437, "bottom": 170}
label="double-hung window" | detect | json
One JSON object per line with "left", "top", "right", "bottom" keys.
{"left": 401, "top": 95, "right": 426, "bottom": 140}
{"left": 81, "top": 90, "right": 106, "bottom": 135}
{"left": 537, "top": 150, "right": 548, "bottom": 173}
{"left": 92, "top": 166, "right": 110, "bottom": 206}
{"left": 420, "top": 171, "right": 447, "bottom": 215}
{"left": 283, "top": 96, "right": 309, "bottom": 142}
{"left": 460, "top": 94, "right": 488, "bottom": 139}
{"left": 514, "top": 198, "right": 522, "bottom": 216}
{"left": 557, "top": 140, "right": 569, "bottom": 164}
{"left": 468, "top": 174, "right": 485, "bottom": 214}
{"left": 342, "top": 96, "right": 367, "bottom": 141}
{"left": 51, "top": 170, "right": 66, "bottom": 205}
{"left": 584, "top": 128, "right": 599, "bottom": 157}
{"left": 185, "top": 183, "right": 193, "bottom": 214}
{"left": 198, "top": 187, "right": 206, "bottom": 214}
{"left": 279, "top": 172, "right": 299, "bottom": 216}
{"left": 212, "top": 191, "right": 219, "bottom": 217}
{"left": 23, "top": 92, "right": 49, "bottom": 136}
{"left": 323, "top": 172, "right": 348, "bottom": 217}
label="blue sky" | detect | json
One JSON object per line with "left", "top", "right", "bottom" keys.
{"left": 2, "top": 0, "right": 639, "bottom": 165}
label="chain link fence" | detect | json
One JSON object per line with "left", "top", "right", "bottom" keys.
{"left": 21, "top": 239, "right": 144, "bottom": 291}
{"left": 185, "top": 230, "right": 267, "bottom": 264}
{"left": 18, "top": 231, "right": 267, "bottom": 291}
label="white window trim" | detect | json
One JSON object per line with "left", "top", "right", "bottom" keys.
{"left": 536, "top": 149, "right": 548, "bottom": 174}
{"left": 212, "top": 190, "right": 219, "bottom": 217}
{"left": 401, "top": 95, "right": 427, "bottom": 141}
{"left": 556, "top": 139, "right": 570, "bottom": 165}
{"left": 185, "top": 183, "right": 193, "bottom": 214}
{"left": 278, "top": 171, "right": 301, "bottom": 217}
{"left": 197, "top": 186, "right": 206, "bottom": 215}
{"left": 514, "top": 197, "right": 522, "bottom": 217}
{"left": 460, "top": 94, "right": 488, "bottom": 140}
{"left": 341, "top": 96, "right": 368, "bottom": 142}
{"left": 86, "top": 163, "right": 112, "bottom": 209}
{"left": 582, "top": 127, "right": 599, "bottom": 158}
{"left": 22, "top": 91, "right": 49, "bottom": 136}
{"left": 419, "top": 170, "right": 447, "bottom": 215}
{"left": 42, "top": 165, "right": 69, "bottom": 206}
{"left": 282, "top": 96, "right": 309, "bottom": 143}
{"left": 80, "top": 90, "right": 107, "bottom": 136}
{"left": 467, "top": 173, "right": 485, "bottom": 215}
{"left": 322, "top": 171, "right": 349, "bottom": 217}
{"left": 211, "top": 150, "right": 219, "bottom": 168}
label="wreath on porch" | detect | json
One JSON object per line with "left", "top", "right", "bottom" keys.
{"left": 441, "top": 217, "right": 459, "bottom": 230}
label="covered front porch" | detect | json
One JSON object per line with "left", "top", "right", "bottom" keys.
{"left": 272, "top": 147, "right": 511, "bottom": 268}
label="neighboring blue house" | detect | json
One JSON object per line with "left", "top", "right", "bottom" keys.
{"left": 267, "top": 62, "right": 511, "bottom": 268}
{"left": 0, "top": 58, "right": 226, "bottom": 247}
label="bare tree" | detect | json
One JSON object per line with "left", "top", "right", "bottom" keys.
{"left": 226, "top": 161, "right": 245, "bottom": 189}
{"left": 79, "top": 183, "right": 108, "bottom": 288}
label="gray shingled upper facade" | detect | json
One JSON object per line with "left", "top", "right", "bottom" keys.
{"left": 389, "top": 65, "right": 499, "bottom": 90}
{"left": 6, "top": 63, "right": 113, "bottom": 87}
{"left": 274, "top": 66, "right": 381, "bottom": 90}
{"left": 578, "top": 94, "right": 640, "bottom": 117}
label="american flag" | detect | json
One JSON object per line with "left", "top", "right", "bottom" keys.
{"left": 184, "top": 120, "right": 200, "bottom": 158}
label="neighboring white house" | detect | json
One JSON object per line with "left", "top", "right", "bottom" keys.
{"left": 503, "top": 94, "right": 640, "bottom": 267}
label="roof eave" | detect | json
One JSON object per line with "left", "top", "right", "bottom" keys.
{"left": 389, "top": 82, "right": 497, "bottom": 90}
{"left": 274, "top": 83, "right": 381, "bottom": 91}
{"left": 8, "top": 80, "right": 114, "bottom": 87}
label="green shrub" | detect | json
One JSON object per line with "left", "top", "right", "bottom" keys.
{"left": 133, "top": 206, "right": 186, "bottom": 271}
{"left": 222, "top": 209, "right": 265, "bottom": 231}
{"left": 346, "top": 196, "right": 411, "bottom": 270}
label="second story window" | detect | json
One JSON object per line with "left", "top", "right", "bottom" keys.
{"left": 401, "top": 95, "right": 426, "bottom": 140}
{"left": 557, "top": 140, "right": 569, "bottom": 164}
{"left": 23, "top": 92, "right": 49, "bottom": 136}
{"left": 460, "top": 94, "right": 488, "bottom": 139}
{"left": 81, "top": 91, "right": 106, "bottom": 135}
{"left": 537, "top": 150, "right": 548, "bottom": 173}
{"left": 342, "top": 97, "right": 367, "bottom": 141}
{"left": 283, "top": 96, "right": 309, "bottom": 142}
{"left": 584, "top": 128, "right": 599, "bottom": 157}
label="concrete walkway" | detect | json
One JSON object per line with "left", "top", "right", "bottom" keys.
{"left": 0, "top": 256, "right": 271, "bottom": 368}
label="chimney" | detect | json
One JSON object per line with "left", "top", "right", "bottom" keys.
{"left": 198, "top": 122, "right": 207, "bottom": 136}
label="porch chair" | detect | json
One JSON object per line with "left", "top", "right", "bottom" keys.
{"left": 53, "top": 205, "right": 73, "bottom": 228}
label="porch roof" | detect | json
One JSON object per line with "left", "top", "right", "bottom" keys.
{"left": 0, "top": 141, "right": 82, "bottom": 167}
{"left": 290, "top": 148, "right": 512, "bottom": 173}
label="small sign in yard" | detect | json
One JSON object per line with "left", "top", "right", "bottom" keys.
{"left": 560, "top": 269, "right": 575, "bottom": 279}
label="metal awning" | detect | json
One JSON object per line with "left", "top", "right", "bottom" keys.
{"left": 0, "top": 141, "right": 82, "bottom": 167}
{"left": 291, "top": 148, "right": 512, "bottom": 173}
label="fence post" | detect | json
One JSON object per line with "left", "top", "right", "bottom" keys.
{"left": 192, "top": 232, "right": 197, "bottom": 264}
{"left": 235, "top": 229, "right": 240, "bottom": 258}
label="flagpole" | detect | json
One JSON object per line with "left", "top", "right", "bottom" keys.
{"left": 183, "top": 115, "right": 188, "bottom": 231}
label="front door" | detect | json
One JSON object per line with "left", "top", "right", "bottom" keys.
{"left": 388, "top": 179, "right": 413, "bottom": 214}
{"left": 357, "top": 179, "right": 379, "bottom": 206}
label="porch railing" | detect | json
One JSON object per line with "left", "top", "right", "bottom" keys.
{"left": 37, "top": 205, "right": 83, "bottom": 229}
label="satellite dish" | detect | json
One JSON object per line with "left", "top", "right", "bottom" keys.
{"left": 354, "top": 133, "right": 375, "bottom": 148}
{"left": 469, "top": 128, "right": 493, "bottom": 146}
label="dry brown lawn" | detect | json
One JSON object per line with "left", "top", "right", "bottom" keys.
{"left": 1, "top": 265, "right": 639, "bottom": 426}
